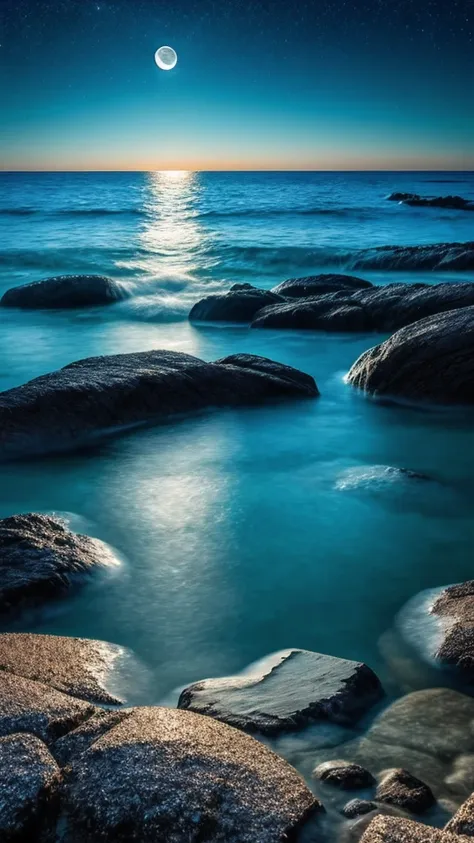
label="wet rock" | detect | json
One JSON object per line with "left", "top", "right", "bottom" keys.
{"left": 351, "top": 241, "right": 474, "bottom": 271}
{"left": 347, "top": 306, "right": 474, "bottom": 404}
{"left": 0, "top": 671, "right": 95, "bottom": 744}
{"left": 272, "top": 274, "right": 372, "bottom": 298}
{"left": 252, "top": 296, "right": 372, "bottom": 331}
{"left": 189, "top": 283, "right": 285, "bottom": 321}
{"left": 0, "top": 633, "right": 125, "bottom": 704}
{"left": 0, "top": 733, "right": 61, "bottom": 841}
{"left": 430, "top": 582, "right": 474, "bottom": 681}
{"left": 0, "top": 514, "right": 119, "bottom": 618}
{"left": 387, "top": 193, "right": 420, "bottom": 202}
{"left": 63, "top": 706, "right": 321, "bottom": 843}
{"left": 314, "top": 760, "right": 375, "bottom": 789}
{"left": 0, "top": 350, "right": 318, "bottom": 460}
{"left": 375, "top": 769, "right": 435, "bottom": 814}
{"left": 178, "top": 648, "right": 383, "bottom": 734}
{"left": 445, "top": 793, "right": 474, "bottom": 835}
{"left": 360, "top": 815, "right": 462, "bottom": 843}
{"left": 52, "top": 709, "right": 132, "bottom": 767}
{"left": 1, "top": 274, "right": 127, "bottom": 309}
{"left": 343, "top": 800, "right": 379, "bottom": 819}
{"left": 405, "top": 196, "right": 474, "bottom": 211}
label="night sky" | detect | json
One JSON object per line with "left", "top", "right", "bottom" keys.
{"left": 1, "top": 0, "right": 473, "bottom": 170}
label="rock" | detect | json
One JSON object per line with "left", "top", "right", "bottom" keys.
{"left": 0, "top": 671, "right": 95, "bottom": 744}
{"left": 52, "top": 709, "right": 132, "bottom": 767}
{"left": 178, "top": 648, "right": 383, "bottom": 734}
{"left": 0, "top": 733, "right": 61, "bottom": 841}
{"left": 0, "top": 513, "right": 119, "bottom": 618}
{"left": 387, "top": 193, "right": 420, "bottom": 202}
{"left": 1, "top": 274, "right": 127, "bottom": 309}
{"left": 360, "top": 816, "right": 463, "bottom": 843}
{"left": 189, "top": 283, "right": 285, "bottom": 321}
{"left": 347, "top": 306, "right": 474, "bottom": 404}
{"left": 252, "top": 296, "right": 372, "bottom": 331}
{"left": 350, "top": 241, "right": 474, "bottom": 271}
{"left": 272, "top": 274, "right": 372, "bottom": 298}
{"left": 314, "top": 760, "right": 375, "bottom": 789}
{"left": 431, "top": 582, "right": 474, "bottom": 680}
{"left": 0, "top": 633, "right": 125, "bottom": 704}
{"left": 343, "top": 799, "right": 379, "bottom": 819}
{"left": 445, "top": 793, "right": 474, "bottom": 835}
{"left": 375, "top": 769, "right": 435, "bottom": 814}
{"left": 0, "top": 350, "right": 318, "bottom": 460}
{"left": 63, "top": 706, "right": 321, "bottom": 843}
{"left": 405, "top": 196, "right": 474, "bottom": 211}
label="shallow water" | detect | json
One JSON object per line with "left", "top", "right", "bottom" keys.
{"left": 1, "top": 171, "right": 474, "bottom": 819}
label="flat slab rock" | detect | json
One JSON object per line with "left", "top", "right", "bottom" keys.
{"left": 0, "top": 633, "right": 125, "bottom": 704}
{"left": 63, "top": 706, "right": 320, "bottom": 843}
{"left": 0, "top": 733, "right": 61, "bottom": 841}
{"left": 360, "top": 816, "right": 469, "bottom": 843}
{"left": 0, "top": 350, "right": 318, "bottom": 460}
{"left": 178, "top": 649, "right": 383, "bottom": 734}
{"left": 1, "top": 274, "right": 127, "bottom": 309}
{"left": 0, "top": 513, "right": 119, "bottom": 618}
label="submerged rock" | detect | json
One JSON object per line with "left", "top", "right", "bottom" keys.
{"left": 314, "top": 760, "right": 375, "bottom": 790}
{"left": 178, "top": 648, "right": 383, "bottom": 734}
{"left": 347, "top": 306, "right": 474, "bottom": 404}
{"left": 0, "top": 633, "right": 125, "bottom": 704}
{"left": 0, "top": 350, "right": 318, "bottom": 460}
{"left": 272, "top": 274, "right": 372, "bottom": 298}
{"left": 189, "top": 283, "right": 285, "bottom": 321}
{"left": 0, "top": 733, "right": 61, "bottom": 841}
{"left": 445, "top": 793, "right": 474, "bottom": 835}
{"left": 63, "top": 706, "right": 320, "bottom": 843}
{"left": 375, "top": 769, "right": 435, "bottom": 814}
{"left": 360, "top": 815, "right": 460, "bottom": 843}
{"left": 0, "top": 514, "right": 119, "bottom": 617}
{"left": 1, "top": 274, "right": 126, "bottom": 309}
{"left": 351, "top": 241, "right": 474, "bottom": 271}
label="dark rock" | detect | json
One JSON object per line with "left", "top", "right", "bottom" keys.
{"left": 252, "top": 296, "right": 373, "bottom": 331}
{"left": 189, "top": 284, "right": 285, "bottom": 321}
{"left": 343, "top": 800, "right": 379, "bottom": 819}
{"left": 351, "top": 241, "right": 474, "bottom": 271}
{"left": 0, "top": 733, "right": 61, "bottom": 841}
{"left": 405, "top": 196, "right": 474, "bottom": 211}
{"left": 444, "top": 793, "right": 474, "bottom": 835}
{"left": 0, "top": 350, "right": 318, "bottom": 460}
{"left": 63, "top": 706, "right": 321, "bottom": 843}
{"left": 0, "top": 633, "right": 125, "bottom": 704}
{"left": 0, "top": 514, "right": 119, "bottom": 618}
{"left": 360, "top": 816, "right": 460, "bottom": 843}
{"left": 178, "top": 648, "right": 384, "bottom": 734}
{"left": 314, "top": 760, "right": 375, "bottom": 789}
{"left": 0, "top": 671, "right": 95, "bottom": 744}
{"left": 272, "top": 274, "right": 372, "bottom": 298}
{"left": 1, "top": 274, "right": 127, "bottom": 309}
{"left": 375, "top": 769, "right": 435, "bottom": 814}
{"left": 52, "top": 709, "right": 132, "bottom": 767}
{"left": 347, "top": 306, "right": 474, "bottom": 404}
{"left": 387, "top": 193, "right": 420, "bottom": 202}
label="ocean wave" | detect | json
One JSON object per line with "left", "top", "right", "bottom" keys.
{"left": 217, "top": 243, "right": 350, "bottom": 269}
{"left": 57, "top": 208, "right": 145, "bottom": 217}
{"left": 198, "top": 207, "right": 355, "bottom": 219}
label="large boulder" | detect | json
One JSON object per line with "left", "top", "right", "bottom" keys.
{"left": 1, "top": 275, "right": 127, "bottom": 309}
{"left": 178, "top": 648, "right": 383, "bottom": 734}
{"left": 0, "top": 350, "right": 318, "bottom": 460}
{"left": 314, "top": 760, "right": 375, "bottom": 790}
{"left": 272, "top": 274, "right": 372, "bottom": 298}
{"left": 360, "top": 816, "right": 462, "bottom": 843}
{"left": 0, "top": 633, "right": 125, "bottom": 704}
{"left": 347, "top": 306, "right": 474, "bottom": 404}
{"left": 189, "top": 283, "right": 286, "bottom": 321}
{"left": 0, "top": 733, "right": 61, "bottom": 841}
{"left": 350, "top": 241, "right": 474, "bottom": 271}
{"left": 63, "top": 706, "right": 321, "bottom": 842}
{"left": 0, "top": 671, "right": 95, "bottom": 744}
{"left": 0, "top": 514, "right": 119, "bottom": 618}
{"left": 375, "top": 769, "right": 435, "bottom": 814}
{"left": 252, "top": 296, "right": 372, "bottom": 331}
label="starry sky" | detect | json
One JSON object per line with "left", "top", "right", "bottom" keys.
{"left": 1, "top": 0, "right": 473, "bottom": 170}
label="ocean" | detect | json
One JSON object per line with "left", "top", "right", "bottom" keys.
{"left": 1, "top": 170, "right": 474, "bottom": 804}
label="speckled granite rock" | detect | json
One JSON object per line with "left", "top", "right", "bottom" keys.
{"left": 360, "top": 815, "right": 466, "bottom": 843}
{"left": 63, "top": 706, "right": 321, "bottom": 842}
{"left": 0, "top": 733, "right": 61, "bottom": 841}
{"left": 314, "top": 760, "right": 375, "bottom": 790}
{"left": 430, "top": 582, "right": 474, "bottom": 681}
{"left": 445, "top": 794, "right": 474, "bottom": 836}
{"left": 376, "top": 769, "right": 435, "bottom": 814}
{"left": 178, "top": 649, "right": 383, "bottom": 734}
{"left": 0, "top": 513, "right": 119, "bottom": 618}
{"left": 1, "top": 274, "right": 127, "bottom": 309}
{"left": 0, "top": 350, "right": 318, "bottom": 460}
{"left": 343, "top": 799, "right": 378, "bottom": 819}
{"left": 0, "top": 633, "right": 125, "bottom": 704}
{"left": 52, "top": 709, "right": 132, "bottom": 767}
{"left": 0, "top": 671, "right": 95, "bottom": 744}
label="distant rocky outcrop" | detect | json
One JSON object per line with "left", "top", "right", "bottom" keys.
{"left": 1, "top": 274, "right": 127, "bottom": 309}
{"left": 388, "top": 193, "right": 474, "bottom": 211}
{"left": 178, "top": 648, "right": 383, "bottom": 734}
{"left": 0, "top": 514, "right": 119, "bottom": 618}
{"left": 347, "top": 306, "right": 474, "bottom": 404}
{"left": 0, "top": 350, "right": 318, "bottom": 460}
{"left": 350, "top": 241, "right": 474, "bottom": 271}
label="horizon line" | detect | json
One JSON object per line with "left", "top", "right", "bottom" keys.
{"left": 1, "top": 168, "right": 473, "bottom": 174}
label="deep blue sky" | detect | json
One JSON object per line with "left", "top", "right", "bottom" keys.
{"left": 1, "top": 0, "right": 473, "bottom": 170}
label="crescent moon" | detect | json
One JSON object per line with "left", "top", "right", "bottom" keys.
{"left": 155, "top": 46, "right": 178, "bottom": 71}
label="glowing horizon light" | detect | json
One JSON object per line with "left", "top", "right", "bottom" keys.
{"left": 155, "top": 46, "right": 178, "bottom": 71}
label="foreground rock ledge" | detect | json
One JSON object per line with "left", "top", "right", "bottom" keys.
{"left": 0, "top": 513, "right": 119, "bottom": 618}
{"left": 0, "top": 350, "right": 318, "bottom": 460}
{"left": 347, "top": 306, "right": 474, "bottom": 405}
{"left": 1, "top": 274, "right": 127, "bottom": 309}
{"left": 360, "top": 815, "right": 466, "bottom": 843}
{"left": 178, "top": 648, "right": 384, "bottom": 734}
{"left": 63, "top": 706, "right": 321, "bottom": 843}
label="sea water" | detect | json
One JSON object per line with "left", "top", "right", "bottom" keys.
{"left": 0, "top": 171, "right": 473, "bottom": 720}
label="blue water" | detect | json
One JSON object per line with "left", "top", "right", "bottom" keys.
{"left": 1, "top": 172, "right": 474, "bottom": 789}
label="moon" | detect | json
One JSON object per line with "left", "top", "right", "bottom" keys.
{"left": 155, "top": 46, "right": 178, "bottom": 71}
